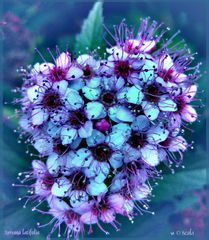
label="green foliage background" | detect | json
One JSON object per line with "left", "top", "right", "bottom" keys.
{"left": 1, "top": 1, "right": 208, "bottom": 239}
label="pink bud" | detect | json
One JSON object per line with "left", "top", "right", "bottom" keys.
{"left": 95, "top": 119, "right": 111, "bottom": 132}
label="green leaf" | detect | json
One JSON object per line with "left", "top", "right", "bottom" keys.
{"left": 75, "top": 1, "right": 104, "bottom": 53}
{"left": 153, "top": 168, "right": 207, "bottom": 202}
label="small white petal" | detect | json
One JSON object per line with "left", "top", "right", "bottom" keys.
{"left": 132, "top": 184, "right": 150, "bottom": 200}
{"left": 159, "top": 54, "right": 174, "bottom": 70}
{"left": 109, "top": 152, "right": 123, "bottom": 169}
{"left": 126, "top": 85, "right": 144, "bottom": 104}
{"left": 71, "top": 148, "right": 93, "bottom": 168}
{"left": 86, "top": 129, "right": 105, "bottom": 147}
{"left": 147, "top": 123, "right": 169, "bottom": 144}
{"left": 131, "top": 115, "right": 150, "bottom": 132}
{"left": 85, "top": 101, "right": 106, "bottom": 120}
{"left": 63, "top": 88, "right": 84, "bottom": 110}
{"left": 181, "top": 105, "right": 197, "bottom": 122}
{"left": 31, "top": 107, "right": 49, "bottom": 125}
{"left": 78, "top": 121, "right": 93, "bottom": 138}
{"left": 86, "top": 77, "right": 101, "bottom": 88}
{"left": 52, "top": 80, "right": 68, "bottom": 95}
{"left": 27, "top": 85, "right": 44, "bottom": 103}
{"left": 47, "top": 153, "right": 61, "bottom": 175}
{"left": 49, "top": 197, "right": 70, "bottom": 211}
{"left": 142, "top": 101, "right": 160, "bottom": 120}
{"left": 141, "top": 145, "right": 159, "bottom": 166}
{"left": 33, "top": 137, "right": 53, "bottom": 156}
{"left": 82, "top": 86, "right": 101, "bottom": 100}
{"left": 87, "top": 181, "right": 108, "bottom": 196}
{"left": 56, "top": 52, "right": 71, "bottom": 69}
{"left": 51, "top": 177, "right": 71, "bottom": 197}
{"left": 80, "top": 212, "right": 98, "bottom": 224}
{"left": 69, "top": 190, "right": 89, "bottom": 208}
{"left": 116, "top": 106, "right": 134, "bottom": 122}
{"left": 66, "top": 66, "right": 83, "bottom": 80}
{"left": 159, "top": 95, "right": 177, "bottom": 112}
{"left": 60, "top": 126, "right": 78, "bottom": 145}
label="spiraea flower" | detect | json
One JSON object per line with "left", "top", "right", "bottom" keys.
{"left": 14, "top": 17, "right": 201, "bottom": 239}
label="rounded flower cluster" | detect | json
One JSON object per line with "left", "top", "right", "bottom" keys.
{"left": 15, "top": 19, "right": 200, "bottom": 239}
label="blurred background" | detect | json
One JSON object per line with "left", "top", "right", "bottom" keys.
{"left": 1, "top": 0, "right": 208, "bottom": 239}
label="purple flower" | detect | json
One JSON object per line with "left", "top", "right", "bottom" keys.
{"left": 15, "top": 17, "right": 201, "bottom": 239}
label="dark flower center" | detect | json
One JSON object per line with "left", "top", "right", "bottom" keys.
{"left": 83, "top": 65, "right": 93, "bottom": 78}
{"left": 69, "top": 110, "right": 88, "bottom": 129}
{"left": 101, "top": 91, "right": 116, "bottom": 106}
{"left": 51, "top": 67, "right": 66, "bottom": 81}
{"left": 128, "top": 103, "right": 144, "bottom": 116}
{"left": 114, "top": 60, "right": 130, "bottom": 79}
{"left": 159, "top": 69, "right": 174, "bottom": 83}
{"left": 68, "top": 171, "right": 88, "bottom": 190}
{"left": 42, "top": 174, "right": 55, "bottom": 189}
{"left": 42, "top": 91, "right": 61, "bottom": 109}
{"left": 128, "top": 133, "right": 147, "bottom": 148}
{"left": 176, "top": 98, "right": 185, "bottom": 113}
{"left": 126, "top": 161, "right": 142, "bottom": 174}
{"left": 91, "top": 144, "right": 113, "bottom": 162}
{"left": 145, "top": 84, "right": 161, "bottom": 103}
{"left": 53, "top": 143, "right": 70, "bottom": 155}
{"left": 160, "top": 138, "right": 172, "bottom": 147}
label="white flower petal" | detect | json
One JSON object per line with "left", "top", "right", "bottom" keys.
{"left": 51, "top": 177, "right": 71, "bottom": 197}
{"left": 159, "top": 54, "right": 174, "bottom": 70}
{"left": 69, "top": 190, "right": 89, "bottom": 208}
{"left": 68, "top": 79, "right": 84, "bottom": 90}
{"left": 71, "top": 148, "right": 93, "bottom": 168}
{"left": 47, "top": 153, "right": 61, "bottom": 175}
{"left": 131, "top": 115, "right": 150, "bottom": 132}
{"left": 159, "top": 96, "right": 177, "bottom": 112}
{"left": 141, "top": 144, "right": 159, "bottom": 166}
{"left": 85, "top": 101, "right": 106, "bottom": 120}
{"left": 147, "top": 123, "right": 169, "bottom": 144}
{"left": 32, "top": 160, "right": 47, "bottom": 176}
{"left": 108, "top": 106, "right": 120, "bottom": 122}
{"left": 78, "top": 121, "right": 93, "bottom": 138}
{"left": 27, "top": 85, "right": 44, "bottom": 103}
{"left": 87, "top": 181, "right": 108, "bottom": 196}
{"left": 66, "top": 66, "right": 83, "bottom": 80}
{"left": 109, "top": 152, "right": 123, "bottom": 169}
{"left": 116, "top": 106, "right": 134, "bottom": 122}
{"left": 86, "top": 77, "right": 101, "bottom": 88}
{"left": 80, "top": 212, "right": 98, "bottom": 224}
{"left": 63, "top": 88, "right": 84, "bottom": 110}
{"left": 82, "top": 86, "right": 101, "bottom": 100}
{"left": 77, "top": 54, "right": 97, "bottom": 68}
{"left": 46, "top": 121, "right": 61, "bottom": 138}
{"left": 31, "top": 107, "right": 49, "bottom": 125}
{"left": 33, "top": 137, "right": 53, "bottom": 156}
{"left": 60, "top": 126, "right": 78, "bottom": 145}
{"left": 56, "top": 52, "right": 71, "bottom": 68}
{"left": 181, "top": 105, "right": 197, "bottom": 122}
{"left": 52, "top": 80, "right": 68, "bottom": 95}
{"left": 48, "top": 197, "right": 70, "bottom": 211}
{"left": 140, "top": 40, "right": 156, "bottom": 53}
{"left": 126, "top": 85, "right": 144, "bottom": 104}
{"left": 132, "top": 184, "right": 150, "bottom": 200}
{"left": 142, "top": 101, "right": 160, "bottom": 120}
{"left": 123, "top": 144, "right": 141, "bottom": 162}
{"left": 86, "top": 129, "right": 105, "bottom": 147}
{"left": 138, "top": 60, "right": 156, "bottom": 83}
{"left": 107, "top": 123, "right": 131, "bottom": 149}
{"left": 94, "top": 162, "right": 110, "bottom": 183}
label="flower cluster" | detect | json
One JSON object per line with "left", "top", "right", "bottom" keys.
{"left": 15, "top": 18, "right": 200, "bottom": 239}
